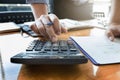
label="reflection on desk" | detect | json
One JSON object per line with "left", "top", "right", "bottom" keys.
{"left": 18, "top": 63, "right": 94, "bottom": 80}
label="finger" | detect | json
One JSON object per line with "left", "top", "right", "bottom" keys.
{"left": 30, "top": 21, "right": 49, "bottom": 39}
{"left": 61, "top": 23, "right": 68, "bottom": 33}
{"left": 40, "top": 15, "right": 57, "bottom": 42}
{"left": 35, "top": 19, "right": 49, "bottom": 38}
{"left": 49, "top": 14, "right": 61, "bottom": 35}
{"left": 106, "top": 30, "right": 115, "bottom": 41}
{"left": 30, "top": 23, "right": 39, "bottom": 34}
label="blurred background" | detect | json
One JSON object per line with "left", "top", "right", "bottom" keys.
{"left": 0, "top": 0, "right": 111, "bottom": 23}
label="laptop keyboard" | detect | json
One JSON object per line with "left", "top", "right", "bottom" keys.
{"left": 11, "top": 40, "right": 88, "bottom": 64}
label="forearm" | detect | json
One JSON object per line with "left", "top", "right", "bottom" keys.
{"left": 110, "top": 0, "right": 120, "bottom": 24}
{"left": 31, "top": 4, "right": 48, "bottom": 20}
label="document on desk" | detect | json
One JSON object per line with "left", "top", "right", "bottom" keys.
{"left": 0, "top": 22, "right": 20, "bottom": 34}
{"left": 70, "top": 36, "right": 120, "bottom": 65}
{"left": 60, "top": 19, "right": 94, "bottom": 30}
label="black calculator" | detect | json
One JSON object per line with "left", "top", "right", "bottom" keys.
{"left": 11, "top": 40, "right": 88, "bottom": 64}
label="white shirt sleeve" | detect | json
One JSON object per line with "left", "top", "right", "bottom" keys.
{"left": 26, "top": 0, "right": 47, "bottom": 4}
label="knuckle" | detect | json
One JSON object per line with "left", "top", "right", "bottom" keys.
{"left": 49, "top": 14, "right": 58, "bottom": 21}
{"left": 49, "top": 14, "right": 56, "bottom": 17}
{"left": 53, "top": 18, "right": 59, "bottom": 22}
{"left": 40, "top": 15, "right": 45, "bottom": 18}
{"left": 40, "top": 15, "right": 49, "bottom": 19}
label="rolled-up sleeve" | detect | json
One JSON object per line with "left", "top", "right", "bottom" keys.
{"left": 26, "top": 0, "right": 47, "bottom": 4}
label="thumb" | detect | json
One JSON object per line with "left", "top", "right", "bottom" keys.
{"left": 106, "top": 30, "right": 115, "bottom": 41}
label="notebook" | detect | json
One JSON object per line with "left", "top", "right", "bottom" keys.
{"left": 0, "top": 22, "right": 20, "bottom": 34}
{"left": 70, "top": 36, "right": 120, "bottom": 65}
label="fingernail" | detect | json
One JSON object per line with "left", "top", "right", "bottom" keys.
{"left": 52, "top": 37, "right": 57, "bottom": 42}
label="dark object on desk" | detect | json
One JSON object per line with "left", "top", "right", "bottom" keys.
{"left": 11, "top": 40, "right": 88, "bottom": 64}
{"left": 20, "top": 25, "right": 38, "bottom": 37}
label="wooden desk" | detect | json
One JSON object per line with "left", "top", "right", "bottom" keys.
{"left": 18, "top": 29, "right": 95, "bottom": 80}
{"left": 0, "top": 28, "right": 120, "bottom": 80}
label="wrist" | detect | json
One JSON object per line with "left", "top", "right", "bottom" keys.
{"left": 31, "top": 3, "right": 48, "bottom": 20}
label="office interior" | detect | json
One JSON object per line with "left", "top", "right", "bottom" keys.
{"left": 0, "top": 0, "right": 114, "bottom": 80}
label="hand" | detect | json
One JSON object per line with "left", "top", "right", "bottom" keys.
{"left": 106, "top": 23, "right": 120, "bottom": 41}
{"left": 30, "top": 14, "right": 67, "bottom": 42}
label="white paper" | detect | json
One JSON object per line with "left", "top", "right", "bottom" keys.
{"left": 0, "top": 22, "right": 20, "bottom": 33}
{"left": 70, "top": 36, "right": 120, "bottom": 65}
{"left": 60, "top": 19, "right": 94, "bottom": 30}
